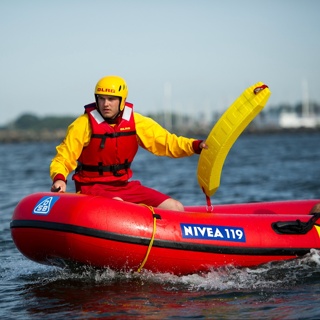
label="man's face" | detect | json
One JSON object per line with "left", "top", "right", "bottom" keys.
{"left": 96, "top": 95, "right": 121, "bottom": 119}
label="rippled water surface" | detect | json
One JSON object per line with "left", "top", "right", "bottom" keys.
{"left": 1, "top": 132, "right": 320, "bottom": 319}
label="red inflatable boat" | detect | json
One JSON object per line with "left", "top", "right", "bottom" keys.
{"left": 10, "top": 192, "right": 320, "bottom": 275}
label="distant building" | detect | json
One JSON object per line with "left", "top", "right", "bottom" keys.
{"left": 279, "top": 112, "right": 318, "bottom": 129}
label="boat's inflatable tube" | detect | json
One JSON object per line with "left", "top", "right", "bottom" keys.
{"left": 10, "top": 192, "right": 320, "bottom": 275}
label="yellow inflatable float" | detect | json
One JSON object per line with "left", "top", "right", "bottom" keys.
{"left": 197, "top": 82, "right": 271, "bottom": 204}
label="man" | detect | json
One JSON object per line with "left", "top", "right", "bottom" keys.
{"left": 50, "top": 75, "right": 207, "bottom": 211}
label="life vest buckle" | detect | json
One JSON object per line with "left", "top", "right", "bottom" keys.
{"left": 110, "top": 164, "right": 124, "bottom": 177}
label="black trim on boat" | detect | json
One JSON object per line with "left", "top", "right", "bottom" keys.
{"left": 10, "top": 219, "right": 311, "bottom": 257}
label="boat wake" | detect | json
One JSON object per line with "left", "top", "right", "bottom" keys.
{"left": 139, "top": 248, "right": 320, "bottom": 291}
{"left": 4, "top": 249, "right": 320, "bottom": 293}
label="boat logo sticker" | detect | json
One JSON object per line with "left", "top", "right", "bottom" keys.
{"left": 33, "top": 196, "right": 60, "bottom": 215}
{"left": 181, "top": 223, "right": 246, "bottom": 242}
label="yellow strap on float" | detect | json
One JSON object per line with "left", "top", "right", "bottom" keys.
{"left": 137, "top": 205, "right": 158, "bottom": 273}
{"left": 197, "top": 82, "right": 271, "bottom": 206}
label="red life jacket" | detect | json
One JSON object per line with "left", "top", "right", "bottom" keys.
{"left": 72, "top": 102, "right": 138, "bottom": 184}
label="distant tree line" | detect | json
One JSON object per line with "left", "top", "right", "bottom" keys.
{"left": 1, "top": 112, "right": 213, "bottom": 134}
{"left": 2, "top": 113, "right": 76, "bottom": 131}
{"left": 2, "top": 100, "right": 320, "bottom": 133}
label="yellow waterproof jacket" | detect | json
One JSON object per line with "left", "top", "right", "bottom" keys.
{"left": 50, "top": 112, "right": 198, "bottom": 182}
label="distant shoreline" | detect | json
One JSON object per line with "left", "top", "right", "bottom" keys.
{"left": 0, "top": 129, "right": 67, "bottom": 143}
{"left": 1, "top": 127, "right": 320, "bottom": 143}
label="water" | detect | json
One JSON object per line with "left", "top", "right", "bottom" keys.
{"left": 1, "top": 132, "right": 320, "bottom": 319}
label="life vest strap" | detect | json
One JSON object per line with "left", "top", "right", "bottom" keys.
{"left": 77, "top": 161, "right": 131, "bottom": 176}
{"left": 91, "top": 131, "right": 137, "bottom": 148}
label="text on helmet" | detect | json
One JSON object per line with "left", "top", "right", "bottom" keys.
{"left": 97, "top": 88, "right": 116, "bottom": 93}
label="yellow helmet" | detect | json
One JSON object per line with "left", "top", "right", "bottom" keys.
{"left": 94, "top": 75, "right": 128, "bottom": 111}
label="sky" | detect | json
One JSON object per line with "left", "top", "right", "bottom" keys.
{"left": 1, "top": 0, "right": 320, "bottom": 126}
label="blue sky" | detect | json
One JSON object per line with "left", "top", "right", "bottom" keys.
{"left": 1, "top": 0, "right": 319, "bottom": 126}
